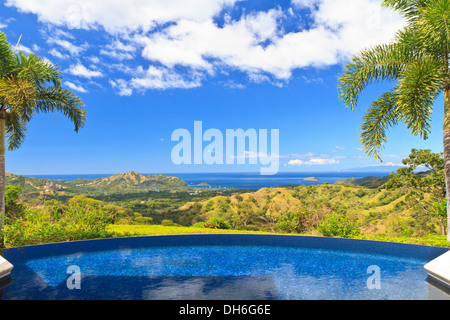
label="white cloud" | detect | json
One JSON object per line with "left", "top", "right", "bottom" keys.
{"left": 333, "top": 145, "right": 346, "bottom": 152}
{"left": 15, "top": 44, "right": 32, "bottom": 54}
{"left": 49, "top": 48, "right": 69, "bottom": 59}
{"left": 109, "top": 79, "right": 133, "bottom": 96}
{"left": 127, "top": 65, "right": 203, "bottom": 92}
{"left": 64, "top": 81, "right": 88, "bottom": 93}
{"left": 369, "top": 161, "right": 405, "bottom": 167}
{"left": 5, "top": 0, "right": 406, "bottom": 92}
{"left": 292, "top": 0, "right": 318, "bottom": 8}
{"left": 100, "top": 40, "right": 136, "bottom": 61}
{"left": 100, "top": 49, "right": 134, "bottom": 61}
{"left": 5, "top": 0, "right": 241, "bottom": 32}
{"left": 86, "top": 56, "right": 100, "bottom": 64}
{"left": 134, "top": 0, "right": 404, "bottom": 80}
{"left": 288, "top": 158, "right": 339, "bottom": 165}
{"left": 234, "top": 151, "right": 279, "bottom": 159}
{"left": 47, "top": 37, "right": 87, "bottom": 56}
{"left": 67, "top": 63, "right": 103, "bottom": 78}
{"left": 0, "top": 17, "right": 15, "bottom": 29}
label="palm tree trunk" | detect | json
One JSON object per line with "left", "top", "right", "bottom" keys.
{"left": 0, "top": 112, "right": 4, "bottom": 247}
{"left": 443, "top": 89, "right": 450, "bottom": 241}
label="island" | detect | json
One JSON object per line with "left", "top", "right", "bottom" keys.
{"left": 303, "top": 177, "right": 319, "bottom": 182}
{"left": 197, "top": 182, "right": 210, "bottom": 187}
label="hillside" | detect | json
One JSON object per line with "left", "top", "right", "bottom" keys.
{"left": 5, "top": 171, "right": 447, "bottom": 247}
{"left": 6, "top": 171, "right": 188, "bottom": 195}
{"left": 335, "top": 175, "right": 391, "bottom": 189}
{"left": 163, "top": 183, "right": 442, "bottom": 239}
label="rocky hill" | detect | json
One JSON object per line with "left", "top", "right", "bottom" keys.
{"left": 6, "top": 171, "right": 188, "bottom": 195}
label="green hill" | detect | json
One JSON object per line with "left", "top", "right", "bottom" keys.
{"left": 6, "top": 171, "right": 188, "bottom": 195}
{"left": 335, "top": 175, "right": 391, "bottom": 188}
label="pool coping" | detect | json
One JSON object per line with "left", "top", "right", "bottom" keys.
{"left": 0, "top": 255, "right": 13, "bottom": 280}
{"left": 424, "top": 250, "right": 450, "bottom": 292}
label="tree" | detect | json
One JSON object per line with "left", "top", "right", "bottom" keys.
{"left": 384, "top": 148, "right": 445, "bottom": 199}
{"left": 383, "top": 148, "right": 446, "bottom": 234}
{"left": 0, "top": 32, "right": 86, "bottom": 243}
{"left": 338, "top": 1, "right": 450, "bottom": 240}
{"left": 5, "top": 185, "right": 25, "bottom": 219}
{"left": 432, "top": 198, "right": 447, "bottom": 235}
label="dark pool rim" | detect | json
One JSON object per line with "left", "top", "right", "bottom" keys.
{"left": 2, "top": 234, "right": 449, "bottom": 263}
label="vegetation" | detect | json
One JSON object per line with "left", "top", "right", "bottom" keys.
{"left": 338, "top": 0, "right": 450, "bottom": 241}
{"left": 0, "top": 31, "right": 86, "bottom": 244}
{"left": 3, "top": 195, "right": 148, "bottom": 247}
{"left": 335, "top": 176, "right": 391, "bottom": 189}
{"left": 1, "top": 149, "right": 449, "bottom": 249}
{"left": 5, "top": 171, "right": 187, "bottom": 196}
{"left": 383, "top": 149, "right": 447, "bottom": 234}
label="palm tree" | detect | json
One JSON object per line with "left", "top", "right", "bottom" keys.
{"left": 338, "top": 0, "right": 450, "bottom": 240}
{"left": 0, "top": 32, "right": 86, "bottom": 240}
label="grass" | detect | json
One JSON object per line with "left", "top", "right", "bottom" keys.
{"left": 107, "top": 224, "right": 450, "bottom": 248}
{"left": 107, "top": 224, "right": 272, "bottom": 237}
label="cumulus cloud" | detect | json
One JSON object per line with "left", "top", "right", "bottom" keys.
{"left": 5, "top": 0, "right": 405, "bottom": 92}
{"left": 5, "top": 0, "right": 241, "bottom": 32}
{"left": 64, "top": 81, "right": 88, "bottom": 93}
{"left": 67, "top": 63, "right": 103, "bottom": 78}
{"left": 369, "top": 161, "right": 405, "bottom": 167}
{"left": 100, "top": 40, "right": 136, "bottom": 61}
{"left": 132, "top": 0, "right": 404, "bottom": 80}
{"left": 109, "top": 79, "right": 133, "bottom": 96}
{"left": 110, "top": 65, "right": 203, "bottom": 95}
{"left": 46, "top": 37, "right": 87, "bottom": 56}
{"left": 288, "top": 158, "right": 339, "bottom": 165}
{"left": 49, "top": 48, "right": 69, "bottom": 59}
{"left": 15, "top": 43, "right": 32, "bottom": 54}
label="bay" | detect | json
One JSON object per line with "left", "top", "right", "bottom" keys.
{"left": 26, "top": 171, "right": 391, "bottom": 190}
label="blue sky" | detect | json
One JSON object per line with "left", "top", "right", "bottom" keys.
{"left": 0, "top": 0, "right": 445, "bottom": 175}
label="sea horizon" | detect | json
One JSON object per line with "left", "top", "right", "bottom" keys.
{"left": 21, "top": 171, "right": 393, "bottom": 190}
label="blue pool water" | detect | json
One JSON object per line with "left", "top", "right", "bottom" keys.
{"left": 1, "top": 235, "right": 449, "bottom": 300}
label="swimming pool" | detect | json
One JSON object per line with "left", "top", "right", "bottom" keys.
{"left": 1, "top": 234, "right": 449, "bottom": 300}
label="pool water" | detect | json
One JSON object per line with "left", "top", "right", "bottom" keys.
{"left": 1, "top": 235, "right": 449, "bottom": 300}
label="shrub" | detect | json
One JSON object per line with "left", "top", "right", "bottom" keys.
{"left": 132, "top": 213, "right": 153, "bottom": 225}
{"left": 202, "top": 216, "right": 231, "bottom": 229}
{"left": 3, "top": 196, "right": 118, "bottom": 247}
{"left": 161, "top": 219, "right": 175, "bottom": 226}
{"left": 192, "top": 222, "right": 205, "bottom": 228}
{"left": 318, "top": 211, "right": 360, "bottom": 238}
{"left": 5, "top": 185, "right": 26, "bottom": 219}
{"left": 202, "top": 201, "right": 214, "bottom": 213}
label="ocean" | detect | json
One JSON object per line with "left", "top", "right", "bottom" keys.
{"left": 25, "top": 171, "right": 391, "bottom": 190}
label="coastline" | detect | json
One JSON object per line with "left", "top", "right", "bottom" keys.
{"left": 21, "top": 171, "right": 392, "bottom": 190}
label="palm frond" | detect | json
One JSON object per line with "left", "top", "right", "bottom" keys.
{"left": 35, "top": 86, "right": 87, "bottom": 132}
{"left": 0, "top": 76, "right": 37, "bottom": 121}
{"left": 396, "top": 57, "right": 444, "bottom": 139}
{"left": 338, "top": 42, "right": 419, "bottom": 110}
{"left": 419, "top": 0, "right": 450, "bottom": 60}
{"left": 360, "top": 90, "right": 399, "bottom": 161}
{"left": 12, "top": 52, "right": 61, "bottom": 88}
{"left": 5, "top": 109, "right": 27, "bottom": 151}
{"left": 382, "top": 0, "right": 428, "bottom": 22}
{"left": 0, "top": 32, "right": 14, "bottom": 79}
